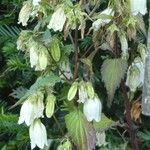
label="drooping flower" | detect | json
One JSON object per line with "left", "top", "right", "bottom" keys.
{"left": 35, "top": 50, "right": 48, "bottom": 71}
{"left": 130, "top": 0, "right": 147, "bottom": 16}
{"left": 47, "top": 7, "right": 66, "bottom": 32}
{"left": 92, "top": 7, "right": 114, "bottom": 31}
{"left": 18, "top": 1, "right": 32, "bottom": 26}
{"left": 18, "top": 91, "right": 44, "bottom": 126}
{"left": 83, "top": 96, "right": 102, "bottom": 122}
{"left": 29, "top": 119, "right": 48, "bottom": 149}
{"left": 126, "top": 57, "right": 144, "bottom": 92}
{"left": 29, "top": 41, "right": 48, "bottom": 71}
{"left": 32, "top": 0, "right": 41, "bottom": 6}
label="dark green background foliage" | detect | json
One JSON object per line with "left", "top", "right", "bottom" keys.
{"left": 0, "top": 0, "right": 150, "bottom": 150}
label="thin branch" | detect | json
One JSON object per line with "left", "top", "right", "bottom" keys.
{"left": 73, "top": 26, "right": 79, "bottom": 80}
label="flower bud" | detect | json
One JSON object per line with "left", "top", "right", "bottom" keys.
{"left": 67, "top": 82, "right": 78, "bottom": 101}
{"left": 86, "top": 82, "right": 95, "bottom": 99}
{"left": 46, "top": 94, "right": 56, "bottom": 118}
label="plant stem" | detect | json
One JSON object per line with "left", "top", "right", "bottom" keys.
{"left": 73, "top": 26, "right": 79, "bottom": 80}
{"left": 121, "top": 81, "right": 141, "bottom": 150}
{"left": 53, "top": 114, "right": 64, "bottom": 136}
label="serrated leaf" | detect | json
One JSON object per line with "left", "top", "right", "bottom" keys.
{"left": 93, "top": 114, "right": 116, "bottom": 132}
{"left": 101, "top": 58, "right": 127, "bottom": 107}
{"left": 65, "top": 109, "right": 96, "bottom": 150}
{"left": 10, "top": 73, "right": 61, "bottom": 109}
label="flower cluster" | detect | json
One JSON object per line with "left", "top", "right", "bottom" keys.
{"left": 18, "top": 92, "right": 56, "bottom": 149}
{"left": 67, "top": 81, "right": 102, "bottom": 122}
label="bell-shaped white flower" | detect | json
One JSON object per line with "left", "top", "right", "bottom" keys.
{"left": 83, "top": 96, "right": 102, "bottom": 122}
{"left": 29, "top": 41, "right": 48, "bottom": 71}
{"left": 35, "top": 50, "right": 48, "bottom": 71}
{"left": 18, "top": 97, "right": 35, "bottom": 126}
{"left": 92, "top": 7, "right": 114, "bottom": 31}
{"left": 130, "top": 0, "right": 147, "bottom": 16}
{"left": 32, "top": 0, "right": 41, "bottom": 6}
{"left": 18, "top": 91, "right": 44, "bottom": 126}
{"left": 47, "top": 7, "right": 66, "bottom": 32}
{"left": 29, "top": 119, "right": 48, "bottom": 149}
{"left": 126, "top": 57, "right": 144, "bottom": 92}
{"left": 18, "top": 1, "right": 32, "bottom": 26}
{"left": 30, "top": 46, "right": 38, "bottom": 68}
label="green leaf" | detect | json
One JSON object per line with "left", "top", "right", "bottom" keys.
{"left": 65, "top": 109, "right": 96, "bottom": 150}
{"left": 93, "top": 114, "right": 117, "bottom": 132}
{"left": 101, "top": 58, "right": 127, "bottom": 107}
{"left": 10, "top": 73, "right": 61, "bottom": 108}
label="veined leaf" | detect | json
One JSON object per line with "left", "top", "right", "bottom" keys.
{"left": 65, "top": 109, "right": 96, "bottom": 150}
{"left": 101, "top": 58, "right": 127, "bottom": 107}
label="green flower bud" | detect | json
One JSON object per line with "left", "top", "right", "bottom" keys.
{"left": 46, "top": 94, "right": 56, "bottom": 118}
{"left": 67, "top": 82, "right": 78, "bottom": 101}
{"left": 86, "top": 82, "right": 95, "bottom": 99}
{"left": 50, "top": 37, "right": 61, "bottom": 62}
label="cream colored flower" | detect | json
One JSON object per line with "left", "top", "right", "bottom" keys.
{"left": 29, "top": 41, "right": 48, "bottom": 71}
{"left": 18, "top": 91, "right": 44, "bottom": 126}
{"left": 29, "top": 119, "right": 48, "bottom": 149}
{"left": 130, "top": 0, "right": 147, "bottom": 16}
{"left": 18, "top": 1, "right": 32, "bottom": 26}
{"left": 47, "top": 7, "right": 66, "bottom": 32}
{"left": 35, "top": 50, "right": 48, "bottom": 71}
{"left": 83, "top": 96, "right": 102, "bottom": 122}
{"left": 126, "top": 57, "right": 144, "bottom": 92}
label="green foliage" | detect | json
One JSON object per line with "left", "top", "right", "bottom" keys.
{"left": 65, "top": 109, "right": 96, "bottom": 150}
{"left": 93, "top": 114, "right": 116, "bottom": 132}
{"left": 101, "top": 58, "right": 127, "bottom": 107}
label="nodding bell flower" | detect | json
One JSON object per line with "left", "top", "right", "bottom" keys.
{"left": 59, "top": 60, "right": 73, "bottom": 80}
{"left": 18, "top": 1, "right": 32, "bottom": 26}
{"left": 47, "top": 7, "right": 66, "bottom": 32}
{"left": 130, "top": 0, "right": 147, "bottom": 16}
{"left": 18, "top": 91, "right": 44, "bottom": 126}
{"left": 32, "top": 0, "right": 41, "bottom": 6}
{"left": 83, "top": 96, "right": 102, "bottom": 122}
{"left": 92, "top": 7, "right": 114, "bottom": 31}
{"left": 29, "top": 41, "right": 48, "bottom": 71}
{"left": 126, "top": 57, "right": 144, "bottom": 92}
{"left": 29, "top": 119, "right": 48, "bottom": 149}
